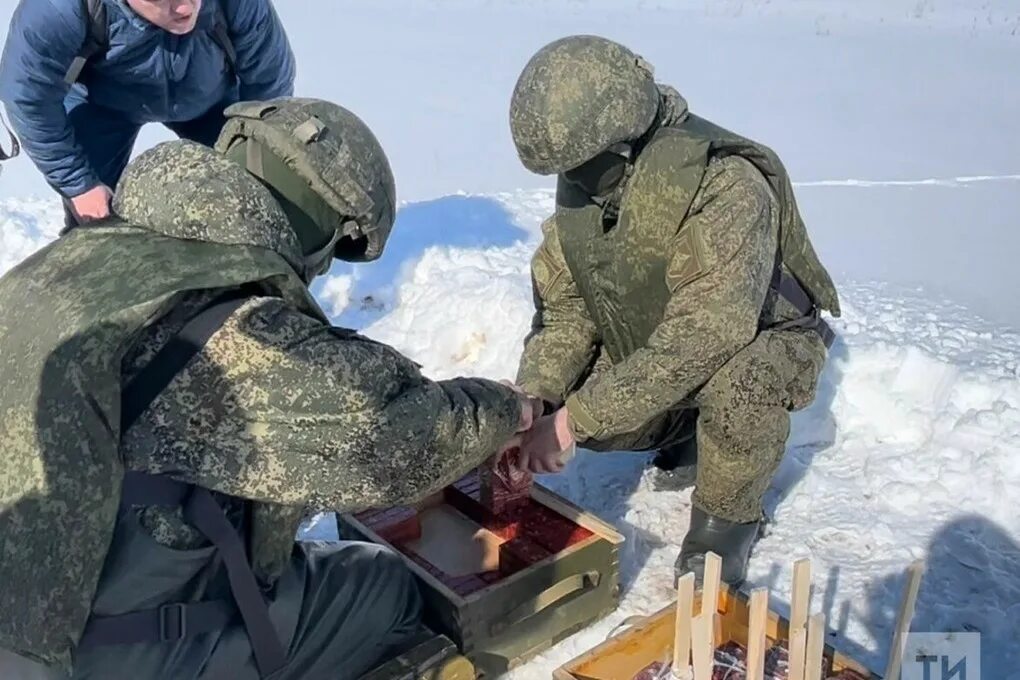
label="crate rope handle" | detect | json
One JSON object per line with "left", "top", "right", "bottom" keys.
{"left": 490, "top": 570, "right": 600, "bottom": 636}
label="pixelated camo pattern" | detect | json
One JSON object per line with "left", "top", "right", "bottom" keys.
{"left": 0, "top": 141, "right": 318, "bottom": 670}
{"left": 114, "top": 140, "right": 305, "bottom": 273}
{"left": 517, "top": 113, "right": 836, "bottom": 521}
{"left": 123, "top": 295, "right": 522, "bottom": 517}
{"left": 510, "top": 35, "right": 661, "bottom": 175}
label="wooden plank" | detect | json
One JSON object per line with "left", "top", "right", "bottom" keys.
{"left": 699, "top": 552, "right": 721, "bottom": 668}
{"left": 791, "top": 558, "right": 812, "bottom": 631}
{"left": 702, "top": 552, "right": 722, "bottom": 617}
{"left": 532, "top": 485, "right": 625, "bottom": 544}
{"left": 788, "top": 627, "right": 808, "bottom": 680}
{"left": 674, "top": 572, "right": 695, "bottom": 676}
{"left": 884, "top": 560, "right": 926, "bottom": 680}
{"left": 746, "top": 588, "right": 769, "bottom": 680}
{"left": 805, "top": 612, "right": 826, "bottom": 680}
{"left": 690, "top": 613, "right": 714, "bottom": 680}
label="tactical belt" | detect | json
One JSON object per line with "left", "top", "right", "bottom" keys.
{"left": 78, "top": 288, "right": 288, "bottom": 678}
{"left": 769, "top": 268, "right": 836, "bottom": 349}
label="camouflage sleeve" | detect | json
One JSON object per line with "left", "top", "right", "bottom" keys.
{"left": 564, "top": 156, "right": 778, "bottom": 442}
{"left": 515, "top": 217, "right": 600, "bottom": 406}
{"left": 122, "top": 297, "right": 522, "bottom": 511}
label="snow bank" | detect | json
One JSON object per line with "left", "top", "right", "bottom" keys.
{"left": 0, "top": 198, "right": 62, "bottom": 276}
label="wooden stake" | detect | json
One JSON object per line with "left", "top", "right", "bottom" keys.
{"left": 805, "top": 612, "right": 826, "bottom": 680}
{"left": 746, "top": 588, "right": 769, "bottom": 680}
{"left": 700, "top": 551, "right": 722, "bottom": 665}
{"left": 702, "top": 552, "right": 722, "bottom": 617}
{"left": 791, "top": 558, "right": 812, "bottom": 631}
{"left": 690, "top": 613, "right": 714, "bottom": 680}
{"left": 884, "top": 559, "right": 926, "bottom": 680}
{"left": 673, "top": 572, "right": 695, "bottom": 677}
{"left": 788, "top": 627, "right": 808, "bottom": 680}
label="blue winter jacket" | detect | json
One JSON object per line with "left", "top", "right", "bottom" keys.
{"left": 0, "top": 0, "right": 295, "bottom": 195}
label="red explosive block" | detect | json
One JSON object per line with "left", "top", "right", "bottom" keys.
{"left": 452, "top": 469, "right": 481, "bottom": 494}
{"left": 484, "top": 515, "right": 521, "bottom": 541}
{"left": 518, "top": 504, "right": 593, "bottom": 553}
{"left": 373, "top": 507, "right": 422, "bottom": 545}
{"left": 354, "top": 508, "right": 386, "bottom": 524}
{"left": 479, "top": 450, "right": 533, "bottom": 516}
{"left": 443, "top": 481, "right": 491, "bottom": 526}
{"left": 443, "top": 574, "right": 489, "bottom": 596}
{"left": 498, "top": 536, "right": 551, "bottom": 577}
{"left": 479, "top": 570, "right": 503, "bottom": 584}
{"left": 405, "top": 550, "right": 447, "bottom": 581}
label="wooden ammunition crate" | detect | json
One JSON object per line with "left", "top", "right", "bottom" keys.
{"left": 340, "top": 480, "right": 624, "bottom": 678}
{"left": 553, "top": 585, "right": 881, "bottom": 680}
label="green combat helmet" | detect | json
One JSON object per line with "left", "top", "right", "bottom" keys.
{"left": 215, "top": 97, "right": 397, "bottom": 279}
{"left": 510, "top": 35, "right": 660, "bottom": 176}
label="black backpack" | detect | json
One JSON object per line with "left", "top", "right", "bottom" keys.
{"left": 63, "top": 0, "right": 238, "bottom": 85}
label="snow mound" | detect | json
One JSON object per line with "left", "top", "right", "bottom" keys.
{"left": 0, "top": 198, "right": 63, "bottom": 276}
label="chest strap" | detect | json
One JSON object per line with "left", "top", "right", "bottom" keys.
{"left": 78, "top": 289, "right": 288, "bottom": 678}
{"left": 769, "top": 268, "right": 836, "bottom": 348}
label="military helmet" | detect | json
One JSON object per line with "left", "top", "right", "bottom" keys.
{"left": 510, "top": 35, "right": 660, "bottom": 175}
{"left": 215, "top": 98, "right": 396, "bottom": 266}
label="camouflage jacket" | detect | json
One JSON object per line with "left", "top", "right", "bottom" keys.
{"left": 117, "top": 146, "right": 519, "bottom": 549}
{"left": 0, "top": 141, "right": 519, "bottom": 670}
{"left": 517, "top": 110, "right": 838, "bottom": 444}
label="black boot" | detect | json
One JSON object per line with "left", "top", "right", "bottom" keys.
{"left": 650, "top": 426, "right": 699, "bottom": 492}
{"left": 651, "top": 435, "right": 697, "bottom": 471}
{"left": 674, "top": 507, "right": 761, "bottom": 588}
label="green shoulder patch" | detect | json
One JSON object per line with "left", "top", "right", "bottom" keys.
{"left": 531, "top": 240, "right": 565, "bottom": 300}
{"left": 665, "top": 224, "right": 706, "bottom": 292}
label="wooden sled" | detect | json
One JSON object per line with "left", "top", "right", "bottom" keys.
{"left": 554, "top": 556, "right": 925, "bottom": 680}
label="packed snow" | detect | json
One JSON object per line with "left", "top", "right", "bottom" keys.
{"left": 2, "top": 0, "right": 1019, "bottom": 678}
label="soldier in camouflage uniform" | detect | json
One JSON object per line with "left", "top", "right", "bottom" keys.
{"left": 509, "top": 36, "right": 841, "bottom": 586}
{"left": 0, "top": 98, "right": 536, "bottom": 679}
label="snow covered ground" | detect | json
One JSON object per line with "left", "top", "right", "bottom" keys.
{"left": 2, "top": 0, "right": 1019, "bottom": 678}
{"left": 300, "top": 189, "right": 1020, "bottom": 679}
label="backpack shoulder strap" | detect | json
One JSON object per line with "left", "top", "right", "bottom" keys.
{"left": 90, "top": 283, "right": 289, "bottom": 678}
{"left": 210, "top": 2, "right": 238, "bottom": 75}
{"left": 0, "top": 109, "right": 20, "bottom": 163}
{"left": 120, "top": 286, "right": 252, "bottom": 433}
{"left": 64, "top": 0, "right": 110, "bottom": 85}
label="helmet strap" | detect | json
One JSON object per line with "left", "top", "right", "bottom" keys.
{"left": 300, "top": 227, "right": 342, "bottom": 283}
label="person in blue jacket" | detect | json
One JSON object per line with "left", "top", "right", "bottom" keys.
{"left": 0, "top": 0, "right": 295, "bottom": 228}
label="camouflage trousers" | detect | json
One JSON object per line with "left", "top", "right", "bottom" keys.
{"left": 70, "top": 511, "right": 423, "bottom": 679}
{"left": 584, "top": 328, "right": 827, "bottom": 523}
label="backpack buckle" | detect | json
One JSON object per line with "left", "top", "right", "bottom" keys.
{"left": 158, "top": 603, "right": 187, "bottom": 641}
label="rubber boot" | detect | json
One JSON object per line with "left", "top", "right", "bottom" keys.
{"left": 651, "top": 435, "right": 697, "bottom": 471}
{"left": 650, "top": 419, "right": 699, "bottom": 492}
{"left": 674, "top": 506, "right": 761, "bottom": 588}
